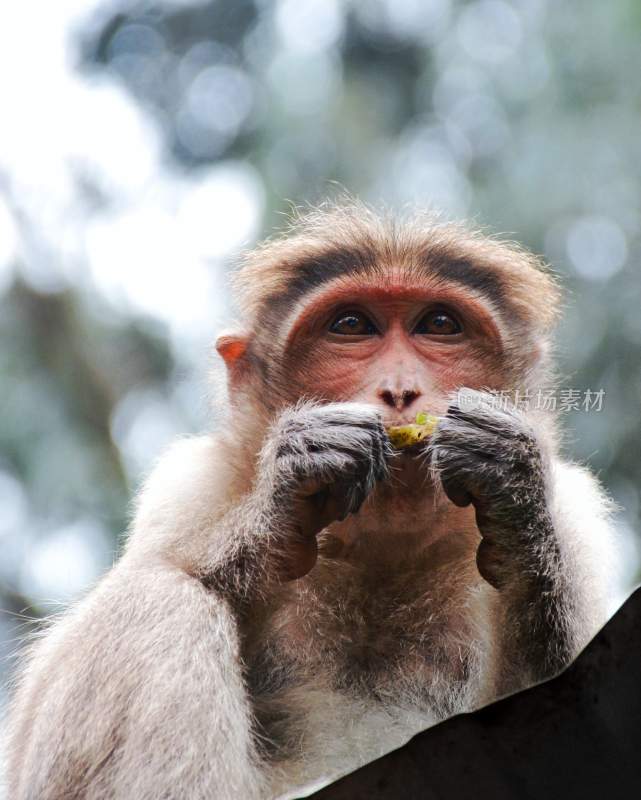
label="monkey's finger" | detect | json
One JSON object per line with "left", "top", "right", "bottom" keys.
{"left": 373, "top": 428, "right": 393, "bottom": 481}
{"left": 445, "top": 391, "right": 533, "bottom": 443}
{"left": 297, "top": 476, "right": 329, "bottom": 499}
{"left": 433, "top": 418, "right": 502, "bottom": 463}
{"left": 328, "top": 429, "right": 385, "bottom": 487}
{"left": 431, "top": 442, "right": 501, "bottom": 503}
{"left": 333, "top": 433, "right": 386, "bottom": 479}
{"left": 357, "top": 444, "right": 382, "bottom": 490}
{"left": 440, "top": 473, "right": 473, "bottom": 507}
{"left": 322, "top": 484, "right": 350, "bottom": 522}
{"left": 475, "top": 538, "right": 510, "bottom": 590}
{"left": 294, "top": 477, "right": 349, "bottom": 527}
{"left": 327, "top": 479, "right": 367, "bottom": 521}
{"left": 293, "top": 487, "right": 332, "bottom": 538}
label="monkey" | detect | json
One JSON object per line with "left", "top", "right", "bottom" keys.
{"left": 4, "top": 202, "right": 616, "bottom": 800}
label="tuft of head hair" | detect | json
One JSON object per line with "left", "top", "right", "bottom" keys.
{"left": 231, "top": 199, "right": 562, "bottom": 334}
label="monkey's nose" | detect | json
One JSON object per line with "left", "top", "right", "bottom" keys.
{"left": 378, "top": 389, "right": 421, "bottom": 411}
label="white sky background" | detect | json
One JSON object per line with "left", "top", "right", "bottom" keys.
{"left": 0, "top": 0, "right": 265, "bottom": 341}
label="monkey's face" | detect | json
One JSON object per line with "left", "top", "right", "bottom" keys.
{"left": 276, "top": 272, "right": 506, "bottom": 425}
{"left": 216, "top": 212, "right": 557, "bottom": 540}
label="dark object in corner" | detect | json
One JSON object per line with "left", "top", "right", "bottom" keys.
{"left": 312, "top": 587, "right": 641, "bottom": 800}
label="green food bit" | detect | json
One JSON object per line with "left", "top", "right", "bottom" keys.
{"left": 386, "top": 412, "right": 439, "bottom": 450}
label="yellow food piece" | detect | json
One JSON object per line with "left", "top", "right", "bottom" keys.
{"left": 386, "top": 412, "right": 439, "bottom": 449}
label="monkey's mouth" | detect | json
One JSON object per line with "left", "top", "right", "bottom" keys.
{"left": 383, "top": 415, "right": 419, "bottom": 427}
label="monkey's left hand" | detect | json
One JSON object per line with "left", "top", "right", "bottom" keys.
{"left": 429, "top": 388, "right": 555, "bottom": 590}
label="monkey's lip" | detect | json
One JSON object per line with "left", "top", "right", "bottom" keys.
{"left": 391, "top": 441, "right": 430, "bottom": 455}
{"left": 383, "top": 416, "right": 421, "bottom": 427}
{"left": 386, "top": 435, "right": 432, "bottom": 456}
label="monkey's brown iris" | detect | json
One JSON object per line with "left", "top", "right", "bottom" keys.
{"left": 414, "top": 310, "right": 462, "bottom": 335}
{"left": 330, "top": 311, "right": 378, "bottom": 335}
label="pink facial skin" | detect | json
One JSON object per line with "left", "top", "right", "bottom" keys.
{"left": 280, "top": 276, "right": 507, "bottom": 423}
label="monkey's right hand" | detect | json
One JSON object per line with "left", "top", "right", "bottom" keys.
{"left": 258, "top": 403, "right": 390, "bottom": 579}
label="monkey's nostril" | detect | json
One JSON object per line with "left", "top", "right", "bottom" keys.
{"left": 379, "top": 389, "right": 396, "bottom": 408}
{"left": 378, "top": 389, "right": 421, "bottom": 410}
{"left": 402, "top": 390, "right": 420, "bottom": 407}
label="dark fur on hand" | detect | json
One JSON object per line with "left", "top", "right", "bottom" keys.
{"left": 430, "top": 388, "right": 555, "bottom": 590}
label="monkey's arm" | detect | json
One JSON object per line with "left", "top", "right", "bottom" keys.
{"left": 4, "top": 436, "right": 279, "bottom": 800}
{"left": 6, "top": 405, "right": 388, "bottom": 799}
{"left": 5, "top": 561, "right": 269, "bottom": 800}
{"left": 430, "top": 390, "right": 616, "bottom": 695}
{"left": 126, "top": 403, "right": 388, "bottom": 592}
{"left": 6, "top": 436, "right": 277, "bottom": 800}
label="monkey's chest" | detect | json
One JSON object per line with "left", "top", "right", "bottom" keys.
{"left": 267, "top": 689, "right": 441, "bottom": 799}
{"left": 246, "top": 572, "right": 479, "bottom": 737}
{"left": 250, "top": 585, "right": 477, "bottom": 798}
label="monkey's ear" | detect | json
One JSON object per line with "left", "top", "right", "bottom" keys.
{"left": 215, "top": 331, "right": 251, "bottom": 386}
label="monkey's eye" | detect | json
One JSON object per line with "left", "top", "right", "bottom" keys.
{"left": 329, "top": 311, "right": 378, "bottom": 336}
{"left": 413, "top": 310, "right": 462, "bottom": 336}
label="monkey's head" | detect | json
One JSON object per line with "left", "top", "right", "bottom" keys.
{"left": 217, "top": 203, "right": 560, "bottom": 433}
